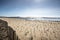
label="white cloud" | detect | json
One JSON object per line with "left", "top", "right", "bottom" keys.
{"left": 6, "top": 8, "right": 59, "bottom": 17}
{"left": 17, "top": 8, "right": 59, "bottom": 17}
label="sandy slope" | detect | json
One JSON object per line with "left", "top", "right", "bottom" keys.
{"left": 0, "top": 18, "right": 60, "bottom": 40}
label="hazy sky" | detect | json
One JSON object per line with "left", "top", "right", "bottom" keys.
{"left": 0, "top": 0, "right": 60, "bottom": 17}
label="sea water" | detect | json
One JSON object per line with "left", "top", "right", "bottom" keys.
{"left": 27, "top": 17, "right": 60, "bottom": 21}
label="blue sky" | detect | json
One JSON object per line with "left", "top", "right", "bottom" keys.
{"left": 0, "top": 0, "right": 60, "bottom": 17}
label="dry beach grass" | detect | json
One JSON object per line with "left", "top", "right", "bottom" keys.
{"left": 0, "top": 17, "right": 60, "bottom": 40}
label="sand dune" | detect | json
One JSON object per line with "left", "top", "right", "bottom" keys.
{"left": 0, "top": 17, "right": 60, "bottom": 40}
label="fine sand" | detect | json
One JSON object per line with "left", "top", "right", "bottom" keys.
{"left": 0, "top": 18, "right": 60, "bottom": 40}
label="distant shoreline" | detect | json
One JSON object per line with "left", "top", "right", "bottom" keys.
{"left": 0, "top": 17, "right": 60, "bottom": 21}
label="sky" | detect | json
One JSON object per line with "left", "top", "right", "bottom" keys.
{"left": 0, "top": 0, "right": 60, "bottom": 17}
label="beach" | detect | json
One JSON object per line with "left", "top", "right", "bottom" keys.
{"left": 0, "top": 17, "right": 60, "bottom": 40}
